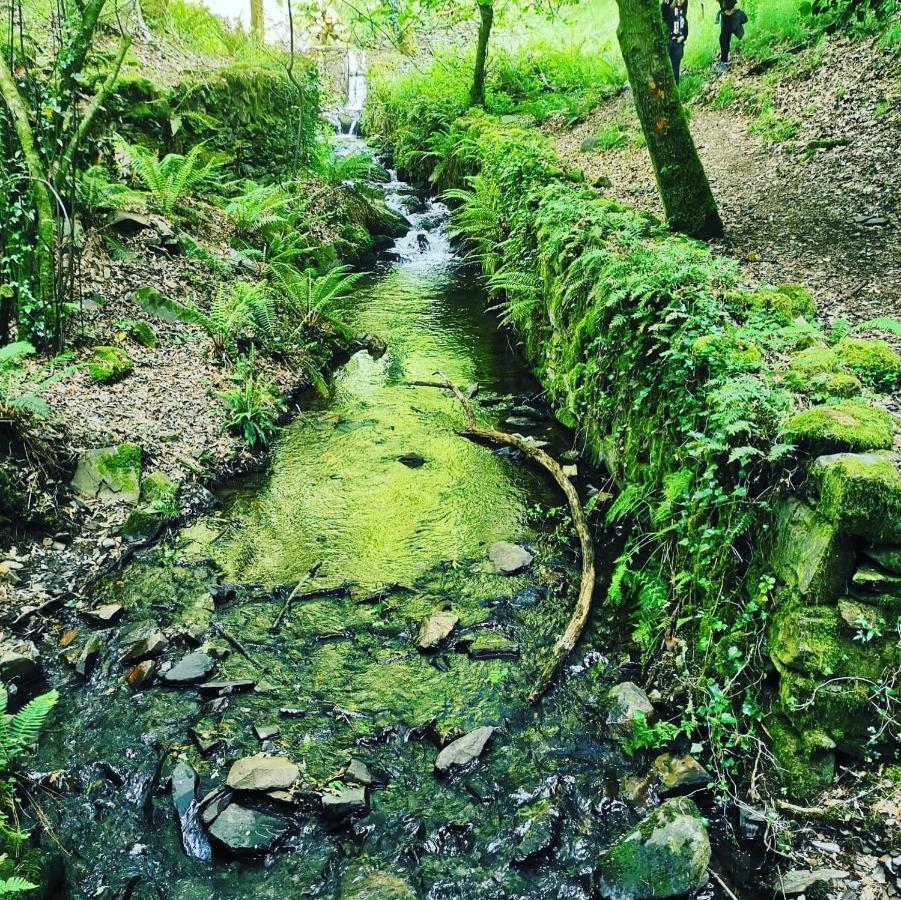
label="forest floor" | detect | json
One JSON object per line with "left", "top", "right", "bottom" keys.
{"left": 551, "top": 33, "right": 901, "bottom": 334}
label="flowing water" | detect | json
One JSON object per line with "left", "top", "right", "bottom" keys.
{"left": 32, "top": 149, "right": 734, "bottom": 898}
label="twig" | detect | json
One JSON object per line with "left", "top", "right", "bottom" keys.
{"left": 210, "top": 622, "right": 263, "bottom": 669}
{"left": 269, "top": 561, "right": 323, "bottom": 632}
{"left": 435, "top": 371, "right": 596, "bottom": 701}
{"left": 354, "top": 583, "right": 412, "bottom": 604}
{"left": 709, "top": 869, "right": 740, "bottom": 900}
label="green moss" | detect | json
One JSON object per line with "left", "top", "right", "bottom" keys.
{"left": 691, "top": 332, "right": 763, "bottom": 373}
{"left": 120, "top": 507, "right": 164, "bottom": 542}
{"left": 781, "top": 400, "right": 894, "bottom": 454}
{"left": 767, "top": 715, "right": 835, "bottom": 797}
{"left": 121, "top": 319, "right": 157, "bottom": 348}
{"left": 810, "top": 451, "right": 901, "bottom": 543}
{"left": 88, "top": 346, "right": 133, "bottom": 384}
{"left": 94, "top": 443, "right": 142, "bottom": 499}
{"left": 745, "top": 284, "right": 816, "bottom": 323}
{"left": 140, "top": 471, "right": 179, "bottom": 507}
{"left": 834, "top": 337, "right": 901, "bottom": 392}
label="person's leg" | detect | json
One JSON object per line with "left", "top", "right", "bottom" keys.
{"left": 719, "top": 17, "right": 732, "bottom": 62}
{"left": 669, "top": 40, "right": 684, "bottom": 83}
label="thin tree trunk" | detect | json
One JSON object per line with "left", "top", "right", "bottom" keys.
{"left": 57, "top": 0, "right": 109, "bottom": 95}
{"left": 0, "top": 61, "right": 56, "bottom": 328}
{"left": 469, "top": 0, "right": 493, "bottom": 107}
{"left": 250, "top": 0, "right": 264, "bottom": 40}
{"left": 614, "top": 0, "right": 723, "bottom": 238}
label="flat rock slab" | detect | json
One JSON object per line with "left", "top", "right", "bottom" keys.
{"left": 71, "top": 444, "right": 141, "bottom": 503}
{"left": 83, "top": 604, "right": 123, "bottom": 626}
{"left": 606, "top": 682, "right": 655, "bottom": 737}
{"left": 344, "top": 759, "right": 373, "bottom": 786}
{"left": 489, "top": 542, "right": 533, "bottom": 575}
{"left": 467, "top": 631, "right": 520, "bottom": 660}
{"left": 163, "top": 651, "right": 216, "bottom": 685}
{"left": 125, "top": 660, "right": 156, "bottom": 689}
{"left": 778, "top": 869, "right": 849, "bottom": 895}
{"left": 415, "top": 611, "right": 459, "bottom": 650}
{"left": 120, "top": 631, "right": 167, "bottom": 664}
{"left": 207, "top": 803, "right": 289, "bottom": 856}
{"left": 435, "top": 726, "right": 495, "bottom": 773}
{"left": 654, "top": 753, "right": 712, "bottom": 791}
{"left": 253, "top": 724, "right": 280, "bottom": 741}
{"left": 322, "top": 785, "right": 368, "bottom": 819}
{"left": 226, "top": 754, "right": 299, "bottom": 792}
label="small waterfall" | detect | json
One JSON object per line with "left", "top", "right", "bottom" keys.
{"left": 343, "top": 49, "right": 367, "bottom": 135}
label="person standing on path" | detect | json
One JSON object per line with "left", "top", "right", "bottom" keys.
{"left": 715, "top": 0, "right": 748, "bottom": 71}
{"left": 661, "top": 0, "right": 689, "bottom": 85}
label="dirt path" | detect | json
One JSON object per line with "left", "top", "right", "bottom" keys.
{"left": 550, "top": 34, "right": 901, "bottom": 330}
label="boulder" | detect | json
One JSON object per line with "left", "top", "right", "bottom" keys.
{"left": 415, "top": 610, "right": 459, "bottom": 650}
{"left": 863, "top": 544, "right": 901, "bottom": 575}
{"left": 781, "top": 401, "right": 893, "bottom": 455}
{"left": 340, "top": 870, "right": 416, "bottom": 899}
{"left": 198, "top": 787, "right": 232, "bottom": 826}
{"left": 653, "top": 754, "right": 712, "bottom": 792}
{"left": 72, "top": 444, "right": 142, "bottom": 503}
{"left": 162, "top": 651, "right": 216, "bottom": 686}
{"left": 513, "top": 799, "right": 561, "bottom": 863}
{"left": 596, "top": 797, "right": 711, "bottom": 899}
{"left": 88, "top": 346, "right": 133, "bottom": 385}
{"left": 606, "top": 682, "right": 655, "bottom": 737}
{"left": 488, "top": 542, "right": 533, "bottom": 575}
{"left": 435, "top": 726, "right": 495, "bottom": 773}
{"left": 321, "top": 785, "right": 368, "bottom": 819}
{"left": 253, "top": 723, "right": 280, "bottom": 741}
{"left": 207, "top": 803, "right": 289, "bottom": 856}
{"left": 344, "top": 759, "right": 373, "bottom": 786}
{"left": 810, "top": 451, "right": 901, "bottom": 543}
{"left": 226, "top": 754, "right": 299, "bottom": 792}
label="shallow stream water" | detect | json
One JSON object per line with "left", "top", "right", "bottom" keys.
{"left": 31, "top": 152, "right": 710, "bottom": 899}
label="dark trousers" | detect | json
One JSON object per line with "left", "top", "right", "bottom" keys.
{"left": 719, "top": 16, "right": 732, "bottom": 62}
{"left": 669, "top": 39, "right": 684, "bottom": 83}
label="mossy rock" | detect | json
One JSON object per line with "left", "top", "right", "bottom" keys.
{"left": 691, "top": 332, "right": 763, "bottom": 374}
{"left": 88, "top": 346, "right": 133, "bottom": 384}
{"left": 834, "top": 337, "right": 901, "bottom": 392}
{"left": 810, "top": 451, "right": 901, "bottom": 543}
{"left": 782, "top": 347, "right": 861, "bottom": 398}
{"left": 850, "top": 565, "right": 901, "bottom": 600}
{"left": 71, "top": 444, "right": 142, "bottom": 502}
{"left": 781, "top": 400, "right": 894, "bottom": 454}
{"left": 745, "top": 284, "right": 816, "bottom": 323}
{"left": 122, "top": 319, "right": 157, "bottom": 348}
{"left": 596, "top": 797, "right": 711, "bottom": 899}
{"left": 120, "top": 507, "right": 164, "bottom": 542}
{"left": 140, "top": 471, "right": 179, "bottom": 507}
{"left": 767, "top": 715, "right": 835, "bottom": 796}
{"left": 340, "top": 868, "right": 416, "bottom": 899}
{"left": 864, "top": 544, "right": 901, "bottom": 576}
{"left": 768, "top": 499, "right": 853, "bottom": 604}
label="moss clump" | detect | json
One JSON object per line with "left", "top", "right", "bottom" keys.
{"left": 691, "top": 332, "right": 763, "bottom": 374}
{"left": 782, "top": 346, "right": 862, "bottom": 398}
{"left": 834, "top": 337, "right": 901, "bottom": 392}
{"left": 781, "top": 400, "right": 894, "bottom": 454}
{"left": 88, "top": 346, "right": 133, "bottom": 384}
{"left": 767, "top": 715, "right": 835, "bottom": 797}
{"left": 121, "top": 319, "right": 156, "bottom": 348}
{"left": 745, "top": 284, "right": 816, "bottom": 322}
{"left": 140, "top": 471, "right": 178, "bottom": 507}
{"left": 95, "top": 443, "right": 142, "bottom": 498}
{"left": 810, "top": 451, "right": 901, "bottom": 543}
{"left": 120, "top": 507, "right": 163, "bottom": 542}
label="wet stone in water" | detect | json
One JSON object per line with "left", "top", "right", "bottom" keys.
{"left": 253, "top": 723, "right": 280, "bottom": 741}
{"left": 163, "top": 651, "right": 216, "bottom": 686}
{"left": 653, "top": 753, "right": 712, "bottom": 792}
{"left": 435, "top": 726, "right": 495, "bottom": 773}
{"left": 207, "top": 803, "right": 290, "bottom": 856}
{"left": 322, "top": 785, "right": 368, "bottom": 820}
{"left": 226, "top": 754, "right": 299, "bottom": 792}
{"left": 513, "top": 800, "right": 561, "bottom": 864}
{"left": 466, "top": 630, "right": 520, "bottom": 660}
{"left": 415, "top": 610, "right": 459, "bottom": 650}
{"left": 606, "top": 682, "right": 655, "bottom": 738}
{"left": 171, "top": 761, "right": 211, "bottom": 860}
{"left": 343, "top": 759, "right": 373, "bottom": 786}
{"left": 488, "top": 542, "right": 533, "bottom": 575}
{"left": 125, "top": 660, "right": 156, "bottom": 689}
{"left": 82, "top": 603, "right": 123, "bottom": 626}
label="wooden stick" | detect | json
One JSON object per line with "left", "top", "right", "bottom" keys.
{"left": 435, "top": 372, "right": 596, "bottom": 701}
{"left": 269, "top": 561, "right": 323, "bottom": 633}
{"left": 211, "top": 622, "right": 263, "bottom": 669}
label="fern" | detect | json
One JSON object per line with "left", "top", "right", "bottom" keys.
{"left": 0, "top": 876, "right": 37, "bottom": 895}
{"left": 277, "top": 265, "right": 363, "bottom": 333}
{"left": 224, "top": 182, "right": 292, "bottom": 237}
{"left": 605, "top": 483, "right": 646, "bottom": 525}
{"left": 0, "top": 343, "right": 77, "bottom": 418}
{"left": 0, "top": 686, "right": 58, "bottom": 769}
{"left": 854, "top": 316, "right": 901, "bottom": 337}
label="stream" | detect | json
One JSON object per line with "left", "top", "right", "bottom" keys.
{"left": 31, "top": 143, "right": 727, "bottom": 898}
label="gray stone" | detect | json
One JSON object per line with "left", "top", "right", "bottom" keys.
{"left": 344, "top": 759, "right": 373, "bottom": 786}
{"left": 253, "top": 723, "right": 280, "bottom": 741}
{"left": 488, "top": 541, "right": 533, "bottom": 575}
{"left": 0, "top": 641, "right": 42, "bottom": 685}
{"left": 198, "top": 679, "right": 256, "bottom": 695}
{"left": 415, "top": 610, "right": 459, "bottom": 650}
{"left": 120, "top": 631, "right": 167, "bottom": 663}
{"left": 82, "top": 603, "right": 123, "bottom": 626}
{"left": 777, "top": 869, "right": 849, "bottom": 895}
{"left": 322, "top": 785, "right": 368, "bottom": 819}
{"left": 597, "top": 797, "right": 712, "bottom": 899}
{"left": 198, "top": 787, "right": 231, "bottom": 826}
{"left": 513, "top": 800, "right": 561, "bottom": 863}
{"left": 226, "top": 754, "right": 299, "bottom": 792}
{"left": 653, "top": 753, "right": 712, "bottom": 792}
{"left": 207, "top": 803, "right": 289, "bottom": 856}
{"left": 606, "top": 682, "right": 655, "bottom": 737}
{"left": 864, "top": 544, "right": 901, "bottom": 576}
{"left": 435, "top": 726, "right": 495, "bottom": 773}
{"left": 163, "top": 651, "right": 216, "bottom": 686}
{"left": 171, "top": 762, "right": 198, "bottom": 819}
{"left": 75, "top": 635, "right": 104, "bottom": 677}
{"left": 171, "top": 762, "right": 211, "bottom": 860}
{"left": 71, "top": 445, "right": 141, "bottom": 503}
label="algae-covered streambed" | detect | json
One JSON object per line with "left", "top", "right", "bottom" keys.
{"left": 34, "top": 170, "right": 653, "bottom": 899}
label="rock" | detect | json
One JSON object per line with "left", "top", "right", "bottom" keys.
{"left": 653, "top": 754, "right": 712, "bottom": 792}
{"left": 488, "top": 541, "right": 533, "bottom": 575}
{"left": 810, "top": 451, "right": 901, "bottom": 544}
{"left": 621, "top": 772, "right": 656, "bottom": 809}
{"left": 106, "top": 210, "right": 153, "bottom": 234}
{"left": 88, "top": 346, "right": 133, "bottom": 385}
{"left": 125, "top": 660, "right": 156, "bottom": 689}
{"left": 506, "top": 416, "right": 536, "bottom": 428}
{"left": 321, "top": 785, "right": 368, "bottom": 819}
{"left": 82, "top": 603, "right": 123, "bottom": 626}
{"left": 864, "top": 544, "right": 901, "bottom": 576}
{"left": 120, "top": 507, "right": 164, "bottom": 543}
{"left": 781, "top": 401, "right": 894, "bottom": 454}
{"left": 837, "top": 598, "right": 885, "bottom": 633}
{"left": 171, "top": 762, "right": 211, "bottom": 859}
{"left": 341, "top": 870, "right": 416, "bottom": 899}
{"left": 768, "top": 499, "right": 853, "bottom": 604}
{"left": 163, "top": 651, "right": 216, "bottom": 686}
{"left": 777, "top": 868, "right": 849, "bottom": 895}
{"left": 435, "top": 726, "right": 495, "bottom": 773}
{"left": 850, "top": 565, "right": 901, "bottom": 598}
{"left": 75, "top": 635, "right": 104, "bottom": 677}
{"left": 189, "top": 727, "right": 222, "bottom": 757}
{"left": 562, "top": 464, "right": 578, "bottom": 478}
{"left": 397, "top": 453, "right": 426, "bottom": 468}
{"left": 513, "top": 800, "right": 561, "bottom": 863}
{"left": 355, "top": 332, "right": 387, "bottom": 359}
{"left": 606, "top": 682, "right": 655, "bottom": 737}
{"left": 198, "top": 787, "right": 231, "bottom": 826}
{"left": 207, "top": 803, "right": 289, "bottom": 856}
{"left": 253, "top": 724, "right": 280, "bottom": 741}
{"left": 198, "top": 679, "right": 256, "bottom": 695}
{"left": 596, "top": 797, "right": 711, "bottom": 899}
{"left": 0, "top": 640, "right": 43, "bottom": 685}
{"left": 343, "top": 759, "right": 373, "bottom": 786}
{"left": 226, "top": 754, "right": 299, "bottom": 792}
{"left": 466, "top": 631, "right": 520, "bottom": 660}
{"left": 72, "top": 444, "right": 142, "bottom": 503}
{"left": 120, "top": 630, "right": 167, "bottom": 663}
{"left": 415, "top": 610, "right": 459, "bottom": 650}
{"left": 738, "top": 805, "right": 768, "bottom": 842}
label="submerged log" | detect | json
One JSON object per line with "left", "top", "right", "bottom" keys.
{"left": 435, "top": 372, "right": 596, "bottom": 701}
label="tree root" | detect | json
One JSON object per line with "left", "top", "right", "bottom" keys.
{"left": 436, "top": 372, "right": 596, "bottom": 701}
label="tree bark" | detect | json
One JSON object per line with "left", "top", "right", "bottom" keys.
{"left": 250, "top": 0, "right": 264, "bottom": 40}
{"left": 57, "top": 0, "right": 109, "bottom": 96}
{"left": 469, "top": 0, "right": 494, "bottom": 107}
{"left": 614, "top": 0, "right": 723, "bottom": 238}
{"left": 0, "top": 61, "right": 56, "bottom": 331}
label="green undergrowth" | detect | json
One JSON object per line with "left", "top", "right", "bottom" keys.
{"left": 367, "top": 67, "right": 900, "bottom": 798}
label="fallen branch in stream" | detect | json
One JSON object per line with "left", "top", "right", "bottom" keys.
{"left": 435, "top": 372, "right": 596, "bottom": 702}
{"left": 270, "top": 561, "right": 323, "bottom": 632}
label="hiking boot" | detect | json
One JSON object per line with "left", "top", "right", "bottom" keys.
{"left": 713, "top": 61, "right": 730, "bottom": 73}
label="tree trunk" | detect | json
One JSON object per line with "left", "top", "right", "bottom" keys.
{"left": 250, "top": 0, "right": 264, "bottom": 40}
{"left": 614, "top": 0, "right": 723, "bottom": 238}
{"left": 0, "top": 61, "right": 57, "bottom": 335}
{"left": 469, "top": 0, "right": 493, "bottom": 108}
{"left": 57, "top": 0, "right": 109, "bottom": 96}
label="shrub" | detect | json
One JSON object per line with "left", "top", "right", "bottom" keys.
{"left": 219, "top": 357, "right": 282, "bottom": 450}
